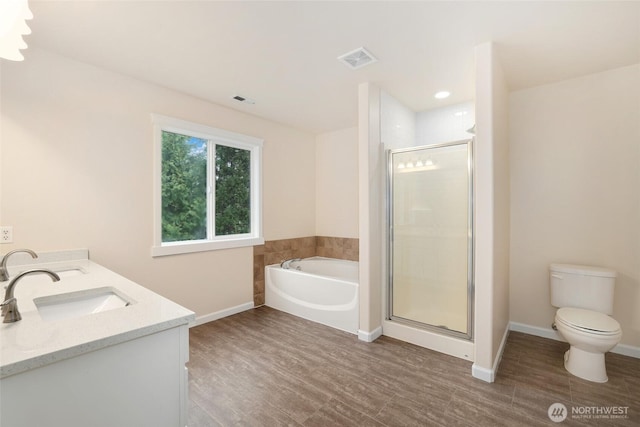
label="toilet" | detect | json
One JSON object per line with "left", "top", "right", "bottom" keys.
{"left": 550, "top": 263, "right": 622, "bottom": 383}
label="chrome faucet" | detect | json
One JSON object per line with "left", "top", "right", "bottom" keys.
{"left": 1, "top": 269, "right": 60, "bottom": 323}
{"left": 0, "top": 249, "right": 38, "bottom": 281}
{"left": 280, "top": 258, "right": 301, "bottom": 270}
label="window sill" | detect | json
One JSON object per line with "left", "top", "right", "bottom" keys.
{"left": 151, "top": 236, "right": 264, "bottom": 257}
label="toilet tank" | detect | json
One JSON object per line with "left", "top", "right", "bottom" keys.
{"left": 550, "top": 264, "right": 616, "bottom": 314}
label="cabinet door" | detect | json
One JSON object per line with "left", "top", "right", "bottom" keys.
{"left": 1, "top": 325, "right": 190, "bottom": 427}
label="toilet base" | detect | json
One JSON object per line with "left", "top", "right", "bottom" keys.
{"left": 564, "top": 348, "right": 608, "bottom": 383}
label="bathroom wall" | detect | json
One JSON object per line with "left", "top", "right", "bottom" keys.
{"left": 509, "top": 63, "right": 640, "bottom": 349}
{"left": 380, "top": 91, "right": 416, "bottom": 150}
{"left": 358, "top": 82, "right": 384, "bottom": 338}
{"left": 315, "top": 127, "right": 359, "bottom": 239}
{"left": 0, "top": 48, "right": 316, "bottom": 321}
{"left": 415, "top": 101, "right": 475, "bottom": 145}
{"left": 381, "top": 93, "right": 474, "bottom": 151}
{"left": 473, "top": 42, "right": 510, "bottom": 381}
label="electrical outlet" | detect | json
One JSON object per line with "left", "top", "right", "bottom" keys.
{"left": 1, "top": 226, "right": 13, "bottom": 244}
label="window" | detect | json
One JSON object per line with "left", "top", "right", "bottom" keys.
{"left": 152, "top": 114, "right": 263, "bottom": 257}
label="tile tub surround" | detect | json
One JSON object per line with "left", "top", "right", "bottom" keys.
{"left": 316, "top": 236, "right": 359, "bottom": 261}
{"left": 0, "top": 250, "right": 194, "bottom": 378}
{"left": 189, "top": 308, "right": 640, "bottom": 427}
{"left": 253, "top": 237, "right": 359, "bottom": 306}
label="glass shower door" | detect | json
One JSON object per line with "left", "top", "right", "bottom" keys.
{"left": 388, "top": 140, "right": 473, "bottom": 338}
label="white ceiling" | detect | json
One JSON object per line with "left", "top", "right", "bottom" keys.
{"left": 26, "top": 1, "right": 640, "bottom": 134}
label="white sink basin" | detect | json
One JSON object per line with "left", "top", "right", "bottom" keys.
{"left": 34, "top": 287, "right": 132, "bottom": 322}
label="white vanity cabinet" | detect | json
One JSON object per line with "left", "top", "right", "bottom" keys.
{"left": 0, "top": 250, "right": 195, "bottom": 427}
{"left": 1, "top": 324, "right": 190, "bottom": 427}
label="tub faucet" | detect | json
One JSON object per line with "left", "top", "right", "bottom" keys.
{"left": 0, "top": 249, "right": 38, "bottom": 281}
{"left": 1, "top": 269, "right": 60, "bottom": 323}
{"left": 280, "top": 258, "right": 301, "bottom": 270}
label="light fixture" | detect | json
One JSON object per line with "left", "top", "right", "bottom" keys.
{"left": 0, "top": 0, "right": 33, "bottom": 61}
{"left": 434, "top": 91, "right": 451, "bottom": 100}
{"left": 397, "top": 157, "right": 439, "bottom": 173}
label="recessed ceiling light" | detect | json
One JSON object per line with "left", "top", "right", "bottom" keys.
{"left": 338, "top": 47, "right": 378, "bottom": 70}
{"left": 434, "top": 91, "right": 451, "bottom": 99}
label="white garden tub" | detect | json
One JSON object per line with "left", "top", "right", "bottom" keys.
{"left": 265, "top": 257, "right": 358, "bottom": 334}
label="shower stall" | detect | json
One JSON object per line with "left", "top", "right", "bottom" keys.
{"left": 387, "top": 139, "right": 474, "bottom": 340}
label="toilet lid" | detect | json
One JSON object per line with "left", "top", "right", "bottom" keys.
{"left": 556, "top": 307, "right": 621, "bottom": 335}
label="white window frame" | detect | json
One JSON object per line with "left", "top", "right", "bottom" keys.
{"left": 151, "top": 114, "right": 264, "bottom": 257}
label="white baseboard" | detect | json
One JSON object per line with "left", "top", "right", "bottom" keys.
{"left": 472, "top": 324, "right": 509, "bottom": 383}
{"left": 494, "top": 325, "right": 510, "bottom": 374}
{"left": 191, "top": 302, "right": 254, "bottom": 327}
{"left": 613, "top": 343, "right": 640, "bottom": 358}
{"left": 358, "top": 326, "right": 382, "bottom": 342}
{"left": 509, "top": 321, "right": 563, "bottom": 341}
{"left": 471, "top": 364, "right": 494, "bottom": 383}
{"left": 509, "top": 321, "right": 640, "bottom": 359}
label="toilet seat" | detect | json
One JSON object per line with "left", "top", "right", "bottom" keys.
{"left": 556, "top": 307, "right": 621, "bottom": 336}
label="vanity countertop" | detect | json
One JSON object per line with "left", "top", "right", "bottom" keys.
{"left": 0, "top": 249, "right": 195, "bottom": 379}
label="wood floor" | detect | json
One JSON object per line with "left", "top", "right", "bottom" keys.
{"left": 188, "top": 307, "right": 640, "bottom": 426}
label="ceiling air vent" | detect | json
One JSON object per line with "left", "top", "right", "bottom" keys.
{"left": 337, "top": 47, "right": 377, "bottom": 70}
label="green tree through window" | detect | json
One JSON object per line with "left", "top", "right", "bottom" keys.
{"left": 153, "top": 114, "right": 263, "bottom": 256}
{"left": 161, "top": 131, "right": 207, "bottom": 242}
{"left": 215, "top": 145, "right": 251, "bottom": 235}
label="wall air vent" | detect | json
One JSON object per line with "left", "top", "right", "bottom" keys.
{"left": 232, "top": 95, "right": 255, "bottom": 105}
{"left": 337, "top": 47, "right": 378, "bottom": 70}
